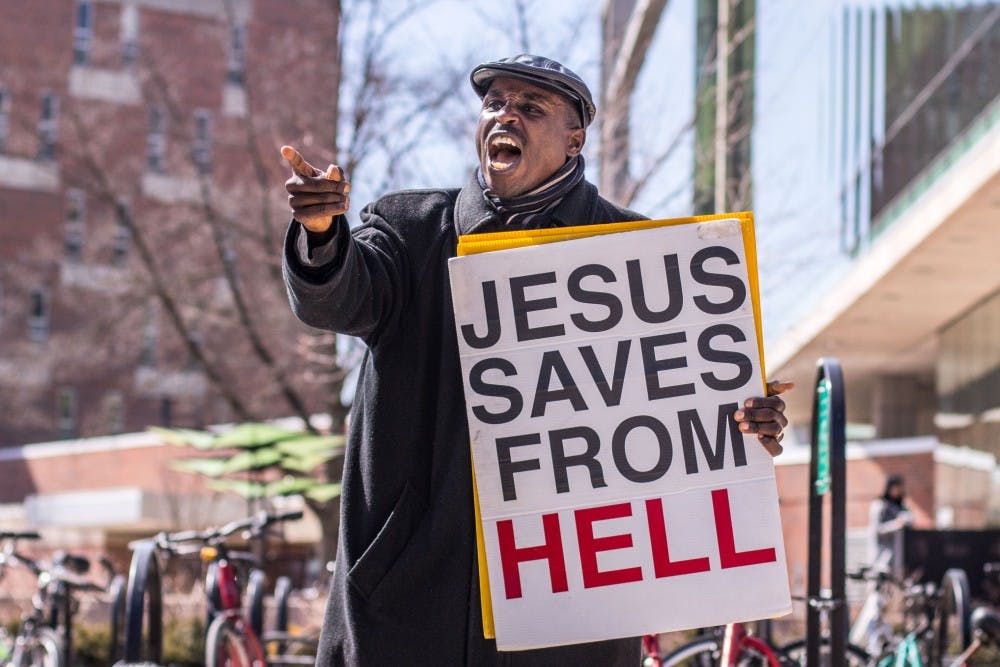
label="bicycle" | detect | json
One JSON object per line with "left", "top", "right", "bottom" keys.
{"left": 0, "top": 531, "right": 126, "bottom": 666}
{"left": 947, "top": 606, "right": 1000, "bottom": 666}
{"left": 121, "top": 509, "right": 303, "bottom": 666}
{"left": 648, "top": 622, "right": 786, "bottom": 666}
{"left": 773, "top": 596, "right": 870, "bottom": 666}
{"left": 854, "top": 566, "right": 971, "bottom": 667}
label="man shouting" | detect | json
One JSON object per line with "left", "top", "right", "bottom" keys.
{"left": 282, "top": 55, "right": 791, "bottom": 666}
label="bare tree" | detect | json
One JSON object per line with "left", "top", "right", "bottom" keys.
{"left": 599, "top": 0, "right": 756, "bottom": 215}
{"left": 0, "top": 0, "right": 466, "bottom": 562}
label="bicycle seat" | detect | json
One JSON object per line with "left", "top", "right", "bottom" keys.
{"left": 54, "top": 550, "right": 91, "bottom": 576}
{"left": 971, "top": 607, "right": 1000, "bottom": 644}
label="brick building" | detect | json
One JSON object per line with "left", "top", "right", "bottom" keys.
{"left": 0, "top": 0, "right": 341, "bottom": 446}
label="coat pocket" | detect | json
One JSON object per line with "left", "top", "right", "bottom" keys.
{"left": 347, "top": 482, "right": 425, "bottom": 602}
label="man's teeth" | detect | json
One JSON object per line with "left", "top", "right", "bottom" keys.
{"left": 490, "top": 136, "right": 519, "bottom": 149}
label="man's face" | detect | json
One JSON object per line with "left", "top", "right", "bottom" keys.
{"left": 476, "top": 77, "right": 585, "bottom": 198}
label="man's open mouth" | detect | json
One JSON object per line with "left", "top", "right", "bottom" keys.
{"left": 487, "top": 134, "right": 522, "bottom": 172}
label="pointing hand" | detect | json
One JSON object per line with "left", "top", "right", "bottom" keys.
{"left": 282, "top": 145, "right": 351, "bottom": 233}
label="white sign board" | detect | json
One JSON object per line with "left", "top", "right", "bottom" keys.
{"left": 448, "top": 220, "right": 791, "bottom": 650}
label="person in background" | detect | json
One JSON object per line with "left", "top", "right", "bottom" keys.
{"left": 868, "top": 473, "right": 913, "bottom": 572}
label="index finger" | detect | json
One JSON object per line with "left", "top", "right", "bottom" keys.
{"left": 766, "top": 380, "right": 795, "bottom": 397}
{"left": 281, "top": 145, "right": 320, "bottom": 178}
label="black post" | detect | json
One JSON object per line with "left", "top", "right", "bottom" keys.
{"left": 806, "top": 357, "right": 847, "bottom": 666}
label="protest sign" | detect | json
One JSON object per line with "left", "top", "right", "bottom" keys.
{"left": 448, "top": 213, "right": 791, "bottom": 650}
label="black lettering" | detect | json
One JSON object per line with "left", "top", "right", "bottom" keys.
{"left": 496, "top": 433, "right": 542, "bottom": 501}
{"left": 698, "top": 324, "right": 753, "bottom": 391}
{"left": 691, "top": 246, "right": 747, "bottom": 315}
{"left": 626, "top": 254, "right": 683, "bottom": 323}
{"left": 470, "top": 358, "right": 523, "bottom": 425}
{"left": 549, "top": 426, "right": 607, "bottom": 493}
{"left": 579, "top": 341, "right": 631, "bottom": 407}
{"left": 568, "top": 264, "right": 623, "bottom": 333}
{"left": 678, "top": 403, "right": 745, "bottom": 474}
{"left": 511, "top": 272, "right": 565, "bottom": 342}
{"left": 640, "top": 333, "right": 695, "bottom": 400}
{"left": 460, "top": 280, "right": 502, "bottom": 349}
{"left": 531, "top": 351, "right": 588, "bottom": 418}
{"left": 612, "top": 415, "right": 673, "bottom": 483}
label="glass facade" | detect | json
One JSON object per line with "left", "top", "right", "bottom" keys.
{"left": 693, "top": 0, "right": 755, "bottom": 215}
{"left": 832, "top": 2, "right": 1000, "bottom": 250}
{"left": 938, "top": 288, "right": 1000, "bottom": 415}
{"left": 872, "top": 4, "right": 1000, "bottom": 232}
{"left": 937, "top": 288, "right": 1000, "bottom": 453}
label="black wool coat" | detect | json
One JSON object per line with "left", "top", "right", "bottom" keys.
{"left": 282, "top": 176, "right": 645, "bottom": 666}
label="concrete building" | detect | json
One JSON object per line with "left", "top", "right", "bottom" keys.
{"left": 764, "top": 1, "right": 1000, "bottom": 462}
{"left": 0, "top": 0, "right": 340, "bottom": 446}
{"left": 749, "top": 0, "right": 1000, "bottom": 587}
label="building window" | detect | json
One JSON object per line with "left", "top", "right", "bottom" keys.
{"left": 148, "top": 106, "right": 166, "bottom": 172}
{"left": 37, "top": 91, "right": 59, "bottom": 161}
{"left": 159, "top": 396, "right": 173, "bottom": 427}
{"left": 227, "top": 24, "right": 246, "bottom": 86}
{"left": 28, "top": 287, "right": 49, "bottom": 342}
{"left": 185, "top": 330, "right": 203, "bottom": 370}
{"left": 0, "top": 85, "right": 10, "bottom": 154}
{"left": 105, "top": 391, "right": 125, "bottom": 434}
{"left": 113, "top": 200, "right": 131, "bottom": 265}
{"left": 192, "top": 109, "right": 212, "bottom": 175}
{"left": 57, "top": 387, "right": 79, "bottom": 438}
{"left": 74, "top": 0, "right": 93, "bottom": 66}
{"left": 121, "top": 2, "right": 139, "bottom": 67}
{"left": 65, "top": 189, "right": 86, "bottom": 262}
{"left": 140, "top": 302, "right": 158, "bottom": 366}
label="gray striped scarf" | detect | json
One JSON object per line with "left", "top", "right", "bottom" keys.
{"left": 476, "top": 155, "right": 585, "bottom": 228}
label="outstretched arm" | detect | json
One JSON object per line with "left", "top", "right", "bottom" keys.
{"left": 280, "top": 146, "right": 407, "bottom": 342}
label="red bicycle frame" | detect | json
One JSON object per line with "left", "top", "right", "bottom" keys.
{"left": 642, "top": 622, "right": 783, "bottom": 666}
{"left": 209, "top": 553, "right": 266, "bottom": 666}
{"left": 721, "top": 623, "right": 782, "bottom": 667}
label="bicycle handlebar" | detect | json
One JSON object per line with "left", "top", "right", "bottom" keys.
{"left": 4, "top": 548, "right": 111, "bottom": 592}
{"left": 150, "top": 509, "right": 305, "bottom": 550}
{"left": 0, "top": 530, "right": 42, "bottom": 541}
{"left": 3, "top": 550, "right": 43, "bottom": 576}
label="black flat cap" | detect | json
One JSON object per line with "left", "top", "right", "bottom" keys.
{"left": 470, "top": 54, "right": 596, "bottom": 127}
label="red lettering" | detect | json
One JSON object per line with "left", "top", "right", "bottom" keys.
{"left": 711, "top": 488, "right": 777, "bottom": 568}
{"left": 496, "top": 513, "right": 568, "bottom": 599}
{"left": 575, "top": 502, "right": 643, "bottom": 588}
{"left": 645, "top": 498, "right": 711, "bottom": 577}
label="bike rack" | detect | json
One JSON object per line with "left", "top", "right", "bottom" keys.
{"left": 805, "top": 358, "right": 847, "bottom": 666}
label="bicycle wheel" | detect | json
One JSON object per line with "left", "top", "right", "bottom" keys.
{"left": 659, "top": 637, "right": 778, "bottom": 666}
{"left": 245, "top": 568, "right": 266, "bottom": 640}
{"left": 659, "top": 638, "right": 719, "bottom": 667}
{"left": 274, "top": 575, "right": 292, "bottom": 633}
{"left": 10, "top": 627, "right": 63, "bottom": 667}
{"left": 933, "top": 567, "right": 971, "bottom": 665}
{"left": 122, "top": 541, "right": 163, "bottom": 663}
{"left": 205, "top": 615, "right": 252, "bottom": 667}
{"left": 107, "top": 573, "right": 128, "bottom": 662}
{"left": 776, "top": 638, "right": 869, "bottom": 666}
